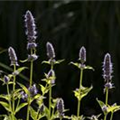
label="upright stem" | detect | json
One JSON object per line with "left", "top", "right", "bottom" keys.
{"left": 110, "top": 112, "right": 113, "bottom": 120}
{"left": 27, "top": 49, "right": 34, "bottom": 120}
{"left": 12, "top": 64, "right": 16, "bottom": 118}
{"left": 48, "top": 63, "right": 54, "bottom": 119}
{"left": 77, "top": 68, "right": 83, "bottom": 118}
{"left": 7, "top": 84, "right": 14, "bottom": 119}
{"left": 30, "top": 49, "right": 33, "bottom": 87}
{"left": 60, "top": 117, "right": 62, "bottom": 120}
{"left": 104, "top": 87, "right": 109, "bottom": 120}
{"left": 26, "top": 101, "right": 30, "bottom": 120}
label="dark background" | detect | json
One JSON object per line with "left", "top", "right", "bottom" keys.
{"left": 0, "top": 1, "right": 120, "bottom": 120}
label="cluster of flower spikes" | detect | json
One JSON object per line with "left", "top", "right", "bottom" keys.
{"left": 24, "top": 10, "right": 38, "bottom": 61}
{"left": 102, "top": 53, "right": 114, "bottom": 91}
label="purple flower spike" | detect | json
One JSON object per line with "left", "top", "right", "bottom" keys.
{"left": 8, "top": 47, "right": 19, "bottom": 66}
{"left": 79, "top": 46, "right": 86, "bottom": 64}
{"left": 24, "top": 10, "right": 37, "bottom": 42}
{"left": 46, "top": 42, "right": 55, "bottom": 59}
{"left": 57, "top": 98, "right": 65, "bottom": 117}
{"left": 103, "top": 53, "right": 113, "bottom": 82}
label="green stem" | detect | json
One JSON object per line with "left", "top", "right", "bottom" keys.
{"left": 105, "top": 88, "right": 109, "bottom": 105}
{"left": 110, "top": 112, "right": 113, "bottom": 120}
{"left": 12, "top": 64, "right": 16, "bottom": 119}
{"left": 77, "top": 68, "right": 83, "bottom": 118}
{"left": 60, "top": 117, "right": 62, "bottom": 120}
{"left": 30, "top": 49, "right": 33, "bottom": 87}
{"left": 26, "top": 101, "right": 30, "bottom": 120}
{"left": 49, "top": 83, "right": 52, "bottom": 119}
{"left": 7, "top": 84, "right": 14, "bottom": 119}
{"left": 104, "top": 87, "right": 109, "bottom": 120}
{"left": 27, "top": 49, "right": 34, "bottom": 120}
{"left": 48, "top": 64, "right": 54, "bottom": 119}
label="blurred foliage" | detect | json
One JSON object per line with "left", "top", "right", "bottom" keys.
{"left": 0, "top": 1, "right": 120, "bottom": 119}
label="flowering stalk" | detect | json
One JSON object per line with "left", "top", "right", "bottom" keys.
{"left": 77, "top": 46, "right": 86, "bottom": 118}
{"left": 103, "top": 53, "right": 113, "bottom": 120}
{"left": 46, "top": 42, "right": 55, "bottom": 119}
{"left": 24, "top": 10, "right": 38, "bottom": 120}
{"left": 8, "top": 47, "right": 18, "bottom": 120}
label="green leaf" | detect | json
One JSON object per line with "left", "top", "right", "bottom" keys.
{"left": 15, "top": 103, "right": 28, "bottom": 114}
{"left": 70, "top": 62, "right": 80, "bottom": 69}
{"left": 20, "top": 59, "right": 28, "bottom": 63}
{"left": 12, "top": 67, "right": 28, "bottom": 76}
{"left": 55, "top": 59, "right": 64, "bottom": 64}
{"left": 107, "top": 104, "right": 120, "bottom": 113}
{"left": 0, "top": 95, "right": 9, "bottom": 101}
{"left": 96, "top": 98, "right": 105, "bottom": 108}
{"left": 30, "top": 107, "right": 37, "bottom": 120}
{"left": 0, "top": 101, "right": 11, "bottom": 112}
{"left": 17, "top": 82, "right": 29, "bottom": 94}
{"left": 42, "top": 61, "right": 50, "bottom": 64}
{"left": 74, "top": 85, "right": 93, "bottom": 100}
{"left": 84, "top": 66, "right": 94, "bottom": 71}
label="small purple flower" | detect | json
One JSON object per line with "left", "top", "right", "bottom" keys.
{"left": 48, "top": 69, "right": 55, "bottom": 84}
{"left": 104, "top": 82, "right": 114, "bottom": 89}
{"left": 102, "top": 105, "right": 108, "bottom": 113}
{"left": 20, "top": 91, "right": 28, "bottom": 101}
{"left": 8, "top": 47, "right": 19, "bottom": 66}
{"left": 28, "top": 54, "right": 38, "bottom": 61}
{"left": 27, "top": 42, "right": 37, "bottom": 50}
{"left": 28, "top": 84, "right": 38, "bottom": 97}
{"left": 24, "top": 10, "right": 37, "bottom": 42}
{"left": 79, "top": 46, "right": 86, "bottom": 64}
{"left": 46, "top": 42, "right": 55, "bottom": 59}
{"left": 57, "top": 98, "right": 65, "bottom": 117}
{"left": 4, "top": 75, "right": 9, "bottom": 83}
{"left": 102, "top": 53, "right": 113, "bottom": 82}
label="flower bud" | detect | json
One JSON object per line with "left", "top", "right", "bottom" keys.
{"left": 8, "top": 47, "right": 19, "bottom": 66}
{"left": 20, "top": 91, "right": 28, "bottom": 101}
{"left": 46, "top": 42, "right": 55, "bottom": 59}
{"left": 57, "top": 98, "right": 65, "bottom": 117}
{"left": 28, "top": 84, "right": 38, "bottom": 97}
{"left": 79, "top": 46, "right": 86, "bottom": 64}
{"left": 103, "top": 53, "right": 113, "bottom": 82}
{"left": 4, "top": 75, "right": 9, "bottom": 83}
{"left": 48, "top": 69, "right": 55, "bottom": 84}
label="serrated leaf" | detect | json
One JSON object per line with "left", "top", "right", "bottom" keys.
{"left": 15, "top": 103, "right": 28, "bottom": 114}
{"left": 0, "top": 101, "right": 11, "bottom": 112}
